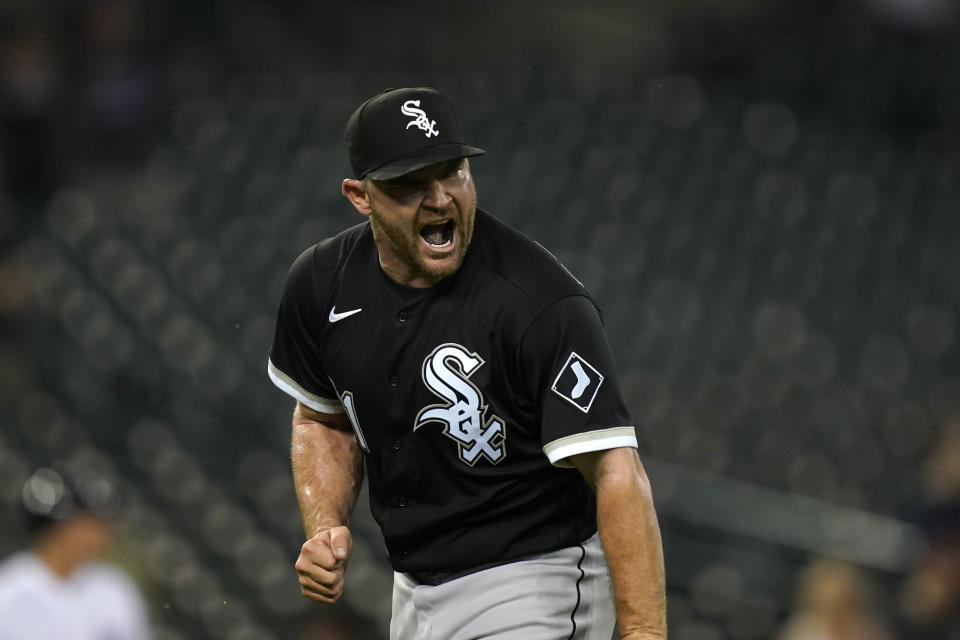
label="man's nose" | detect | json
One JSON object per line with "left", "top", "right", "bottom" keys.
{"left": 422, "top": 179, "right": 452, "bottom": 210}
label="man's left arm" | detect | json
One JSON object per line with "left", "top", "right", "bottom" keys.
{"left": 571, "top": 446, "right": 666, "bottom": 640}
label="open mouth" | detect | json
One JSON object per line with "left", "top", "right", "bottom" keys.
{"left": 419, "top": 219, "right": 456, "bottom": 249}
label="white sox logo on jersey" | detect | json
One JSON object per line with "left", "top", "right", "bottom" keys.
{"left": 414, "top": 343, "right": 506, "bottom": 465}
{"left": 551, "top": 352, "right": 604, "bottom": 413}
{"left": 401, "top": 100, "right": 439, "bottom": 138}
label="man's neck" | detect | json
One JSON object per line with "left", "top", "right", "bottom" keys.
{"left": 377, "top": 256, "right": 444, "bottom": 289}
{"left": 34, "top": 539, "right": 83, "bottom": 578}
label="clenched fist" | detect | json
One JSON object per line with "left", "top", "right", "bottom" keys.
{"left": 294, "top": 525, "right": 353, "bottom": 603}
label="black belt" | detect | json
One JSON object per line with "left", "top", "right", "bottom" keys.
{"left": 402, "top": 532, "right": 600, "bottom": 586}
{"left": 405, "top": 570, "right": 462, "bottom": 586}
{"left": 403, "top": 553, "right": 547, "bottom": 586}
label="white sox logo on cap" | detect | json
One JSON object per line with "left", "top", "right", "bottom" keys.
{"left": 401, "top": 100, "right": 440, "bottom": 138}
{"left": 345, "top": 87, "right": 484, "bottom": 180}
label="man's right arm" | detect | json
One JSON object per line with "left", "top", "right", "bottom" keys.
{"left": 290, "top": 401, "right": 365, "bottom": 603}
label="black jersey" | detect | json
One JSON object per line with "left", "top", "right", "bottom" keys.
{"left": 268, "top": 209, "right": 636, "bottom": 574}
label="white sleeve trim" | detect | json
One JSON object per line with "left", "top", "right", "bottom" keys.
{"left": 267, "top": 359, "right": 344, "bottom": 414}
{"left": 543, "top": 426, "right": 637, "bottom": 468}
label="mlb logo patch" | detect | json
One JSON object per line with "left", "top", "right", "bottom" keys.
{"left": 551, "top": 352, "right": 604, "bottom": 413}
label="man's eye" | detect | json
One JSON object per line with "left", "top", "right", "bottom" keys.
{"left": 384, "top": 180, "right": 417, "bottom": 191}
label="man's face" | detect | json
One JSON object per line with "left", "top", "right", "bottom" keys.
{"left": 48, "top": 513, "right": 114, "bottom": 563}
{"left": 363, "top": 158, "right": 478, "bottom": 288}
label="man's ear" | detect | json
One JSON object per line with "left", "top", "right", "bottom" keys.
{"left": 342, "top": 179, "right": 372, "bottom": 216}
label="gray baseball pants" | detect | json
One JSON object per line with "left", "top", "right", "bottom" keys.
{"left": 390, "top": 533, "right": 615, "bottom": 640}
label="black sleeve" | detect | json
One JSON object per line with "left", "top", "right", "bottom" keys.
{"left": 518, "top": 295, "right": 636, "bottom": 467}
{"left": 267, "top": 247, "right": 343, "bottom": 413}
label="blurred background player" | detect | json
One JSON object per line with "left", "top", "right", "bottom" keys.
{"left": 777, "top": 557, "right": 893, "bottom": 640}
{"left": 899, "top": 426, "right": 960, "bottom": 639}
{"left": 0, "top": 467, "right": 150, "bottom": 640}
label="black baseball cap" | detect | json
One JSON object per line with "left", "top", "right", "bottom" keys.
{"left": 21, "top": 467, "right": 123, "bottom": 532}
{"left": 345, "top": 87, "right": 485, "bottom": 181}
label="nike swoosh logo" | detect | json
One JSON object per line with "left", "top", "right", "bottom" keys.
{"left": 328, "top": 306, "right": 362, "bottom": 323}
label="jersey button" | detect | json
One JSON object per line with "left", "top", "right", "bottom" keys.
{"left": 398, "top": 311, "right": 408, "bottom": 323}
{"left": 392, "top": 439, "right": 402, "bottom": 450}
{"left": 398, "top": 497, "right": 408, "bottom": 507}
{"left": 389, "top": 376, "right": 399, "bottom": 387}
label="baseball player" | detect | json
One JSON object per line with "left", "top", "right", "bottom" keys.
{"left": 267, "top": 87, "right": 666, "bottom": 639}
{"left": 0, "top": 467, "right": 150, "bottom": 640}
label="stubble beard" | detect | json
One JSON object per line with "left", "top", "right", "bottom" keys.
{"left": 369, "top": 188, "right": 478, "bottom": 284}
